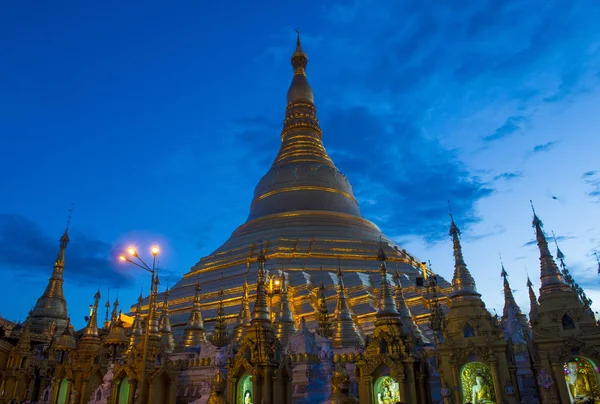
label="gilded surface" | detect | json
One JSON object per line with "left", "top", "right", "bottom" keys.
{"left": 563, "top": 357, "right": 600, "bottom": 402}
{"left": 374, "top": 376, "right": 400, "bottom": 404}
{"left": 460, "top": 362, "right": 496, "bottom": 404}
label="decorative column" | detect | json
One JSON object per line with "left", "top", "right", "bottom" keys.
{"left": 489, "top": 359, "right": 503, "bottom": 403}
{"left": 127, "top": 379, "right": 137, "bottom": 404}
{"left": 449, "top": 361, "right": 461, "bottom": 404}
{"left": 551, "top": 361, "right": 569, "bottom": 403}
{"left": 78, "top": 380, "right": 88, "bottom": 404}
{"left": 418, "top": 373, "right": 428, "bottom": 404}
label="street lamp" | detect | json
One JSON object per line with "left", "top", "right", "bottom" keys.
{"left": 266, "top": 271, "right": 283, "bottom": 322}
{"left": 118, "top": 245, "right": 159, "bottom": 403}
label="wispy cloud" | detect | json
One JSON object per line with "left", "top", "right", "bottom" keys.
{"left": 582, "top": 171, "right": 600, "bottom": 202}
{"left": 522, "top": 234, "right": 575, "bottom": 247}
{"left": 493, "top": 171, "right": 523, "bottom": 181}
{"left": 0, "top": 214, "right": 128, "bottom": 287}
{"left": 484, "top": 116, "right": 528, "bottom": 142}
{"left": 532, "top": 141, "right": 559, "bottom": 154}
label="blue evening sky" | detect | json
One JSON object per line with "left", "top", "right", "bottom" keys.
{"left": 1, "top": 0, "right": 599, "bottom": 328}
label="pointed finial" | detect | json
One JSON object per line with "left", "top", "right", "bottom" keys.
{"left": 500, "top": 254, "right": 507, "bottom": 278}
{"left": 295, "top": 28, "right": 301, "bottom": 47}
{"left": 377, "top": 236, "right": 387, "bottom": 262}
{"left": 337, "top": 258, "right": 342, "bottom": 278}
{"left": 551, "top": 231, "right": 566, "bottom": 261}
{"left": 258, "top": 240, "right": 266, "bottom": 263}
{"left": 530, "top": 200, "right": 542, "bottom": 227}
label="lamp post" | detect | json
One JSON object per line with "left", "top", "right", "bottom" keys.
{"left": 266, "top": 272, "right": 282, "bottom": 322}
{"left": 119, "top": 245, "right": 159, "bottom": 403}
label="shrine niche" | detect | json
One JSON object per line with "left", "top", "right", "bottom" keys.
{"left": 460, "top": 362, "right": 496, "bottom": 404}
{"left": 237, "top": 374, "right": 253, "bottom": 404}
{"left": 56, "top": 378, "right": 69, "bottom": 404}
{"left": 563, "top": 356, "right": 600, "bottom": 403}
{"left": 115, "top": 376, "right": 130, "bottom": 404}
{"left": 374, "top": 376, "right": 400, "bottom": 404}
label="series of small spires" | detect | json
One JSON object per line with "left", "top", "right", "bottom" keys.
{"left": 448, "top": 202, "right": 594, "bottom": 326}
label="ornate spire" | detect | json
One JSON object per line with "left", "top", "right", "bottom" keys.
{"left": 552, "top": 232, "right": 592, "bottom": 308}
{"left": 276, "top": 272, "right": 296, "bottom": 345}
{"left": 30, "top": 213, "right": 72, "bottom": 335}
{"left": 393, "top": 268, "right": 426, "bottom": 343}
{"left": 159, "top": 288, "right": 175, "bottom": 353}
{"left": 527, "top": 275, "right": 539, "bottom": 322}
{"left": 315, "top": 268, "right": 333, "bottom": 339}
{"left": 530, "top": 202, "right": 569, "bottom": 294}
{"left": 110, "top": 296, "right": 120, "bottom": 327}
{"left": 182, "top": 283, "right": 207, "bottom": 349}
{"left": 128, "top": 293, "right": 144, "bottom": 351}
{"left": 103, "top": 293, "right": 111, "bottom": 330}
{"left": 233, "top": 274, "right": 252, "bottom": 342}
{"left": 375, "top": 243, "right": 402, "bottom": 326}
{"left": 15, "top": 315, "right": 32, "bottom": 353}
{"left": 252, "top": 243, "right": 271, "bottom": 324}
{"left": 210, "top": 275, "right": 231, "bottom": 348}
{"left": 246, "top": 34, "right": 361, "bottom": 222}
{"left": 331, "top": 261, "right": 364, "bottom": 348}
{"left": 448, "top": 214, "right": 479, "bottom": 299}
{"left": 82, "top": 290, "right": 101, "bottom": 340}
{"left": 500, "top": 260, "right": 531, "bottom": 343}
{"left": 287, "top": 29, "right": 313, "bottom": 104}
{"left": 147, "top": 275, "right": 160, "bottom": 338}
{"left": 500, "top": 257, "right": 518, "bottom": 310}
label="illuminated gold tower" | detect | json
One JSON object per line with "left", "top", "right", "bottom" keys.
{"left": 142, "top": 32, "right": 451, "bottom": 347}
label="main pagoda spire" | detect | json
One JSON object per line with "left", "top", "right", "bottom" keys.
{"left": 246, "top": 32, "right": 361, "bottom": 222}
{"left": 30, "top": 211, "right": 72, "bottom": 336}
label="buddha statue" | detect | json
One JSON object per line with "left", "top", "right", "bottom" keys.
{"left": 471, "top": 375, "right": 495, "bottom": 404}
{"left": 244, "top": 390, "right": 253, "bottom": 404}
{"left": 565, "top": 362, "right": 600, "bottom": 403}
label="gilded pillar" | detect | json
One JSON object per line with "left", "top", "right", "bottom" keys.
{"left": 358, "top": 375, "right": 372, "bottom": 404}
{"left": 551, "top": 361, "right": 569, "bottom": 403}
{"left": 51, "top": 378, "right": 61, "bottom": 404}
{"left": 489, "top": 360, "right": 503, "bottom": 403}
{"left": 449, "top": 362, "right": 461, "bottom": 404}
{"left": 418, "top": 374, "right": 428, "bottom": 404}
{"left": 398, "top": 372, "right": 407, "bottom": 402}
{"left": 79, "top": 380, "right": 87, "bottom": 404}
{"left": 127, "top": 379, "right": 137, "bottom": 404}
{"left": 253, "top": 374, "right": 262, "bottom": 404}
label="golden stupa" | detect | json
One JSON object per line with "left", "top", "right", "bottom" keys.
{"left": 133, "top": 34, "right": 452, "bottom": 344}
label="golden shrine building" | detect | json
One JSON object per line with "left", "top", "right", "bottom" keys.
{"left": 1, "top": 35, "right": 600, "bottom": 404}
